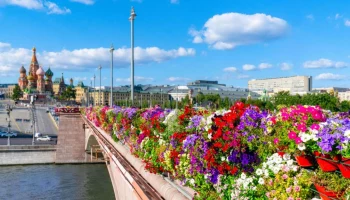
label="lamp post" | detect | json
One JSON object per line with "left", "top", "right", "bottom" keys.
{"left": 93, "top": 74, "right": 96, "bottom": 106}
{"left": 98, "top": 65, "right": 102, "bottom": 106}
{"left": 176, "top": 85, "right": 178, "bottom": 110}
{"left": 110, "top": 44, "right": 114, "bottom": 107}
{"left": 129, "top": 6, "right": 136, "bottom": 106}
{"left": 6, "top": 105, "right": 11, "bottom": 146}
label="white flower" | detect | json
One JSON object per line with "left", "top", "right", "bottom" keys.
{"left": 292, "top": 166, "right": 298, "bottom": 172}
{"left": 264, "top": 170, "right": 269, "bottom": 177}
{"left": 297, "top": 143, "right": 306, "bottom": 151}
{"left": 258, "top": 178, "right": 265, "bottom": 185}
{"left": 287, "top": 160, "right": 294, "bottom": 166}
{"left": 190, "top": 179, "right": 195, "bottom": 185}
{"left": 283, "top": 154, "right": 291, "bottom": 161}
{"left": 300, "top": 133, "right": 311, "bottom": 142}
{"left": 256, "top": 169, "right": 263, "bottom": 176}
{"left": 208, "top": 133, "right": 212, "bottom": 140}
{"left": 221, "top": 157, "right": 225, "bottom": 161}
{"left": 240, "top": 173, "right": 246, "bottom": 180}
{"left": 345, "top": 130, "right": 350, "bottom": 138}
{"left": 204, "top": 174, "right": 208, "bottom": 179}
{"left": 252, "top": 186, "right": 257, "bottom": 191}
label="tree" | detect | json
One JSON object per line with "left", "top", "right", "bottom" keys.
{"left": 11, "top": 85, "right": 22, "bottom": 101}
{"left": 60, "top": 86, "right": 76, "bottom": 101}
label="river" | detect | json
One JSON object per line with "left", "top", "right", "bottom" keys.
{"left": 0, "top": 164, "right": 115, "bottom": 200}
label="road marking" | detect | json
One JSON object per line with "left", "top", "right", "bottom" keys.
{"left": 11, "top": 115, "right": 22, "bottom": 132}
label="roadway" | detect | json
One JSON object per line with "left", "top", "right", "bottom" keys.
{"left": 0, "top": 99, "right": 58, "bottom": 145}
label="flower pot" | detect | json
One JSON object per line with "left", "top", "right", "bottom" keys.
{"left": 338, "top": 157, "right": 350, "bottom": 179}
{"left": 314, "top": 184, "right": 343, "bottom": 200}
{"left": 314, "top": 152, "right": 339, "bottom": 172}
{"left": 277, "top": 151, "right": 285, "bottom": 157}
{"left": 295, "top": 155, "right": 315, "bottom": 167}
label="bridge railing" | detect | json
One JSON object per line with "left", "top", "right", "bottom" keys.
{"left": 83, "top": 116, "right": 194, "bottom": 200}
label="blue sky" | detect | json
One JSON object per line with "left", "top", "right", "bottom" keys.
{"left": 0, "top": 0, "right": 350, "bottom": 88}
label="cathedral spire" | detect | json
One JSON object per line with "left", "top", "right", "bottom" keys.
{"left": 31, "top": 47, "right": 38, "bottom": 64}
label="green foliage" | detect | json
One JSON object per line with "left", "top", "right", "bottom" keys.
{"left": 60, "top": 86, "right": 76, "bottom": 100}
{"left": 272, "top": 91, "right": 343, "bottom": 112}
{"left": 11, "top": 85, "right": 22, "bottom": 100}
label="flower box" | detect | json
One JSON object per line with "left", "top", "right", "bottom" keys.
{"left": 338, "top": 157, "right": 350, "bottom": 179}
{"left": 295, "top": 155, "right": 315, "bottom": 167}
{"left": 314, "top": 183, "right": 344, "bottom": 200}
{"left": 314, "top": 152, "right": 339, "bottom": 172}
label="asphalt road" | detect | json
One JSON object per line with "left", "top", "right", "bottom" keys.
{"left": 0, "top": 137, "right": 57, "bottom": 145}
{"left": 0, "top": 99, "right": 58, "bottom": 145}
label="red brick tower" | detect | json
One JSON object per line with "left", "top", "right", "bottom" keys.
{"left": 29, "top": 47, "right": 39, "bottom": 88}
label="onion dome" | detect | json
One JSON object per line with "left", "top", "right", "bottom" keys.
{"left": 19, "top": 66, "right": 26, "bottom": 73}
{"left": 27, "top": 72, "right": 34, "bottom": 80}
{"left": 45, "top": 67, "right": 54, "bottom": 77}
{"left": 36, "top": 66, "right": 45, "bottom": 76}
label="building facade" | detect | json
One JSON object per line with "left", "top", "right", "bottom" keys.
{"left": 248, "top": 76, "right": 312, "bottom": 95}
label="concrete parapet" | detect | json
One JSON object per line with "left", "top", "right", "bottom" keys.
{"left": 0, "top": 145, "right": 56, "bottom": 165}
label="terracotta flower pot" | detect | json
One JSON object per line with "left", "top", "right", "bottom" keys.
{"left": 314, "top": 152, "right": 339, "bottom": 172}
{"left": 338, "top": 157, "right": 350, "bottom": 179}
{"left": 314, "top": 184, "right": 343, "bottom": 200}
{"left": 295, "top": 155, "right": 315, "bottom": 167}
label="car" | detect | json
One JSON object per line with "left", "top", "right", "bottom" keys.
{"left": 37, "top": 135, "right": 51, "bottom": 141}
{"left": 35, "top": 132, "right": 42, "bottom": 138}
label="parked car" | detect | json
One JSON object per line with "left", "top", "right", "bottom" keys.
{"left": 37, "top": 136, "right": 51, "bottom": 141}
{"left": 35, "top": 132, "right": 42, "bottom": 138}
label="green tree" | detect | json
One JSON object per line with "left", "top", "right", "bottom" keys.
{"left": 11, "top": 85, "right": 22, "bottom": 101}
{"left": 340, "top": 101, "right": 350, "bottom": 112}
{"left": 61, "top": 86, "right": 76, "bottom": 101}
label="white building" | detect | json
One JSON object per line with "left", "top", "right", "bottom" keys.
{"left": 248, "top": 76, "right": 312, "bottom": 95}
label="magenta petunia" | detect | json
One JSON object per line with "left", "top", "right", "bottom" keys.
{"left": 288, "top": 131, "right": 297, "bottom": 140}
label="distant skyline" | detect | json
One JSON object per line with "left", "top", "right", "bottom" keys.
{"left": 0, "top": 0, "right": 350, "bottom": 88}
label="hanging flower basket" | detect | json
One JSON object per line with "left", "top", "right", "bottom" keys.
{"left": 314, "top": 184, "right": 344, "bottom": 200}
{"left": 314, "top": 151, "right": 339, "bottom": 172}
{"left": 295, "top": 154, "right": 315, "bottom": 167}
{"left": 338, "top": 157, "right": 350, "bottom": 179}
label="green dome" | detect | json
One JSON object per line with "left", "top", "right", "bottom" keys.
{"left": 45, "top": 67, "right": 54, "bottom": 77}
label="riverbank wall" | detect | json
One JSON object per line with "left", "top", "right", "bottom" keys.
{"left": 0, "top": 145, "right": 56, "bottom": 165}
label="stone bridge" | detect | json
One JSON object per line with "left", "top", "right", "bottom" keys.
{"left": 56, "top": 112, "right": 195, "bottom": 200}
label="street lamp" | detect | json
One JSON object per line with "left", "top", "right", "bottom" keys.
{"left": 98, "top": 65, "right": 102, "bottom": 106}
{"left": 110, "top": 44, "right": 114, "bottom": 107}
{"left": 176, "top": 85, "right": 178, "bottom": 110}
{"left": 93, "top": 74, "right": 96, "bottom": 106}
{"left": 129, "top": 6, "right": 136, "bottom": 106}
{"left": 6, "top": 105, "right": 11, "bottom": 146}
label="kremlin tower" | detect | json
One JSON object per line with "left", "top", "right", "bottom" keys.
{"left": 29, "top": 47, "right": 39, "bottom": 88}
{"left": 45, "top": 67, "right": 54, "bottom": 94}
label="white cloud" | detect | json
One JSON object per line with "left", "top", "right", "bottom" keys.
{"left": 1, "top": 0, "right": 71, "bottom": 15}
{"left": 345, "top": 20, "right": 350, "bottom": 27}
{"left": 170, "top": 0, "right": 179, "bottom": 4}
{"left": 45, "top": 1, "right": 71, "bottom": 15}
{"left": 306, "top": 14, "right": 314, "bottom": 21}
{"left": 258, "top": 63, "right": 272, "bottom": 69}
{"left": 223, "top": 67, "right": 237, "bottom": 72}
{"left": 0, "top": 42, "right": 195, "bottom": 74}
{"left": 116, "top": 76, "right": 154, "bottom": 83}
{"left": 189, "top": 12, "right": 288, "bottom": 50}
{"left": 0, "top": 42, "right": 11, "bottom": 50}
{"left": 243, "top": 64, "right": 256, "bottom": 71}
{"left": 70, "top": 0, "right": 94, "bottom": 5}
{"left": 315, "top": 73, "right": 346, "bottom": 80}
{"left": 303, "top": 58, "right": 349, "bottom": 68}
{"left": 167, "top": 77, "right": 190, "bottom": 82}
{"left": 1, "top": 0, "right": 44, "bottom": 9}
{"left": 73, "top": 77, "right": 88, "bottom": 81}
{"left": 335, "top": 13, "right": 342, "bottom": 20}
{"left": 237, "top": 75, "right": 250, "bottom": 79}
{"left": 280, "top": 62, "right": 292, "bottom": 70}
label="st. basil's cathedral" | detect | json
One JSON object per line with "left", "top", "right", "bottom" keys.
{"left": 18, "top": 47, "right": 66, "bottom": 99}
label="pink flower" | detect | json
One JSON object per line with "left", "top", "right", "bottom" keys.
{"left": 301, "top": 115, "right": 308, "bottom": 121}
{"left": 287, "top": 197, "right": 294, "bottom": 200}
{"left": 282, "top": 174, "right": 288, "bottom": 179}
{"left": 269, "top": 179, "right": 273, "bottom": 186}
{"left": 266, "top": 192, "right": 270, "bottom": 198}
{"left": 296, "top": 198, "right": 301, "bottom": 200}
{"left": 295, "top": 137, "right": 302, "bottom": 144}
{"left": 294, "top": 185, "right": 300, "bottom": 192}
{"left": 286, "top": 186, "right": 292, "bottom": 193}
{"left": 288, "top": 131, "right": 297, "bottom": 140}
{"left": 297, "top": 124, "right": 307, "bottom": 132}
{"left": 274, "top": 138, "right": 279, "bottom": 144}
{"left": 310, "top": 123, "right": 320, "bottom": 130}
